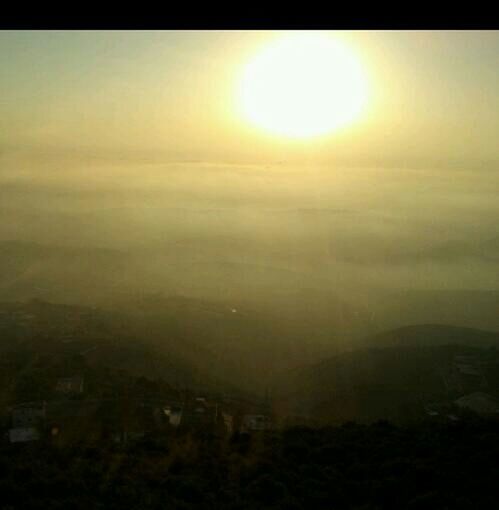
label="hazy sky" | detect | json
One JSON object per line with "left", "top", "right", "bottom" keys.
{"left": 1, "top": 31, "right": 498, "bottom": 302}
{"left": 1, "top": 30, "right": 499, "bottom": 166}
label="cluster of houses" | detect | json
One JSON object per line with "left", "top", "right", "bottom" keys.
{"left": 5, "top": 376, "right": 273, "bottom": 445}
{"left": 1, "top": 302, "right": 275, "bottom": 445}
{"left": 425, "top": 353, "right": 499, "bottom": 421}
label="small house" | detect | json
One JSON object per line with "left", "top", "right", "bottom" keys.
{"left": 11, "top": 401, "right": 46, "bottom": 428}
{"left": 8, "top": 427, "right": 40, "bottom": 443}
{"left": 240, "top": 414, "right": 272, "bottom": 432}
{"left": 55, "top": 376, "right": 84, "bottom": 395}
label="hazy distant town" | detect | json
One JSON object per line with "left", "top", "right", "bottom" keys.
{"left": 2, "top": 298, "right": 499, "bottom": 448}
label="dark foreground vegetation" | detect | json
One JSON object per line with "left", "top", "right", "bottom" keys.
{"left": 2, "top": 417, "right": 499, "bottom": 510}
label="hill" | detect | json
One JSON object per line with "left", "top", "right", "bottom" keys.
{"left": 274, "top": 325, "right": 499, "bottom": 425}
{"left": 371, "top": 289, "right": 499, "bottom": 332}
{"left": 368, "top": 324, "right": 499, "bottom": 349}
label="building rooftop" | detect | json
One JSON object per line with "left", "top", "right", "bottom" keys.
{"left": 455, "top": 392, "right": 499, "bottom": 415}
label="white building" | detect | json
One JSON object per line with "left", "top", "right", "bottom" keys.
{"left": 455, "top": 392, "right": 499, "bottom": 416}
{"left": 240, "top": 414, "right": 272, "bottom": 432}
{"left": 163, "top": 406, "right": 182, "bottom": 427}
{"left": 55, "top": 376, "right": 84, "bottom": 395}
{"left": 12, "top": 401, "right": 46, "bottom": 428}
{"left": 9, "top": 427, "right": 40, "bottom": 443}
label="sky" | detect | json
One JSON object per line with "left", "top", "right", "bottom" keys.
{"left": 0, "top": 30, "right": 498, "bottom": 308}
{"left": 1, "top": 30, "right": 499, "bottom": 165}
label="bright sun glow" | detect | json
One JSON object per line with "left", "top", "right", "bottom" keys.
{"left": 239, "top": 33, "right": 369, "bottom": 139}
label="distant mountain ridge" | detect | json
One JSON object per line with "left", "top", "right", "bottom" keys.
{"left": 369, "top": 324, "right": 499, "bottom": 349}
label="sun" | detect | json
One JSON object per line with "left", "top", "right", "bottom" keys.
{"left": 238, "top": 32, "right": 369, "bottom": 139}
